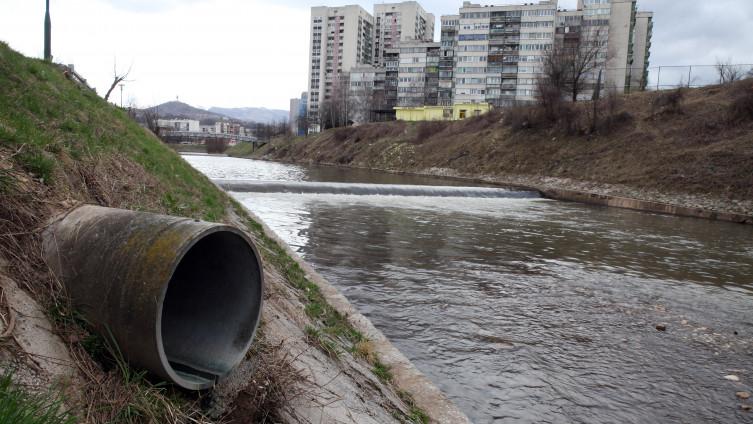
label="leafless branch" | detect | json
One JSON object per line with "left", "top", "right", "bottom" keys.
{"left": 104, "top": 60, "right": 132, "bottom": 102}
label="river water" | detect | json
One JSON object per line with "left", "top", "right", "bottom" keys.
{"left": 185, "top": 155, "right": 753, "bottom": 424}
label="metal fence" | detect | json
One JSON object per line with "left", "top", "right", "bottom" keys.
{"left": 611, "top": 64, "right": 753, "bottom": 91}
{"left": 651, "top": 64, "right": 753, "bottom": 90}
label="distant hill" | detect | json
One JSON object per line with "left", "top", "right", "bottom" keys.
{"left": 145, "top": 101, "right": 287, "bottom": 124}
{"left": 209, "top": 107, "right": 288, "bottom": 124}
{"left": 147, "top": 101, "right": 227, "bottom": 121}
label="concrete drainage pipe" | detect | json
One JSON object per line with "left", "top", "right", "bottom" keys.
{"left": 43, "top": 205, "right": 264, "bottom": 390}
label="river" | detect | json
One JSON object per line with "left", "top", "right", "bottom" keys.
{"left": 185, "top": 155, "right": 753, "bottom": 423}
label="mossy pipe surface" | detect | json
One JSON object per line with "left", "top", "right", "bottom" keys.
{"left": 43, "top": 205, "right": 264, "bottom": 390}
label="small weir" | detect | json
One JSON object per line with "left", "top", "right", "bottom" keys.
{"left": 214, "top": 180, "right": 540, "bottom": 198}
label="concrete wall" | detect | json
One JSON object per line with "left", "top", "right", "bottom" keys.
{"left": 540, "top": 188, "right": 753, "bottom": 225}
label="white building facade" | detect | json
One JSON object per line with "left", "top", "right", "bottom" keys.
{"left": 307, "top": 5, "right": 375, "bottom": 129}
{"left": 373, "top": 2, "right": 435, "bottom": 67}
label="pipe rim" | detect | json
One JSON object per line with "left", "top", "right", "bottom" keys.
{"left": 155, "top": 223, "right": 264, "bottom": 390}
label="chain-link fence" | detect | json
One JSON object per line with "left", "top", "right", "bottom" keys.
{"left": 645, "top": 64, "right": 753, "bottom": 91}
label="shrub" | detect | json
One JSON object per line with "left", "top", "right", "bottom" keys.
{"left": 728, "top": 84, "right": 753, "bottom": 122}
{"left": 503, "top": 106, "right": 537, "bottom": 131}
{"left": 460, "top": 110, "right": 501, "bottom": 132}
{"left": 652, "top": 88, "right": 685, "bottom": 115}
{"left": 332, "top": 127, "right": 353, "bottom": 142}
{"left": 413, "top": 121, "right": 446, "bottom": 143}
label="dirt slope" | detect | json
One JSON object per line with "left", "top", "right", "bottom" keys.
{"left": 246, "top": 81, "right": 753, "bottom": 215}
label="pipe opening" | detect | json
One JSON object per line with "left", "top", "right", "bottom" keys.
{"left": 161, "top": 230, "right": 262, "bottom": 388}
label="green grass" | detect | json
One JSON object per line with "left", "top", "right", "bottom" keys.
{"left": 0, "top": 370, "right": 74, "bottom": 424}
{"left": 226, "top": 141, "right": 256, "bottom": 157}
{"left": 371, "top": 359, "right": 393, "bottom": 383}
{"left": 102, "top": 330, "right": 199, "bottom": 423}
{"left": 397, "top": 390, "right": 430, "bottom": 424}
{"left": 0, "top": 41, "right": 226, "bottom": 221}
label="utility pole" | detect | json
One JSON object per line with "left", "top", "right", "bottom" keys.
{"left": 44, "top": 0, "right": 52, "bottom": 62}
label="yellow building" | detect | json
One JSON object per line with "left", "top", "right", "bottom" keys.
{"left": 394, "top": 103, "right": 492, "bottom": 121}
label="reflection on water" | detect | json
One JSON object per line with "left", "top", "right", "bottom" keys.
{"left": 186, "top": 155, "right": 753, "bottom": 424}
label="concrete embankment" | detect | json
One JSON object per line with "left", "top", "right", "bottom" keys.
{"left": 539, "top": 187, "right": 753, "bottom": 225}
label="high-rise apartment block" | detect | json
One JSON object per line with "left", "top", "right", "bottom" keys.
{"left": 307, "top": 2, "right": 437, "bottom": 128}
{"left": 305, "top": 0, "right": 653, "bottom": 125}
{"left": 374, "top": 2, "right": 435, "bottom": 67}
{"left": 397, "top": 41, "right": 441, "bottom": 107}
{"left": 307, "top": 5, "right": 374, "bottom": 126}
{"left": 439, "top": 15, "right": 459, "bottom": 106}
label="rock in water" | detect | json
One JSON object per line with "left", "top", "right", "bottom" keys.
{"left": 724, "top": 375, "right": 741, "bottom": 382}
{"left": 655, "top": 324, "right": 667, "bottom": 332}
{"left": 737, "top": 391, "right": 751, "bottom": 400}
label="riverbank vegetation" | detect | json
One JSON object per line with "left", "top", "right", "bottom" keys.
{"left": 238, "top": 80, "right": 753, "bottom": 216}
{"left": 0, "top": 41, "right": 428, "bottom": 423}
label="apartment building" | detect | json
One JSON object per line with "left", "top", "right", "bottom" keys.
{"left": 373, "top": 2, "right": 435, "bottom": 67}
{"left": 307, "top": 5, "right": 374, "bottom": 129}
{"left": 289, "top": 92, "right": 309, "bottom": 135}
{"left": 453, "top": 1, "right": 557, "bottom": 106}
{"left": 439, "top": 15, "right": 459, "bottom": 106}
{"left": 572, "top": 0, "right": 653, "bottom": 94}
{"left": 630, "top": 11, "right": 653, "bottom": 91}
{"left": 397, "top": 41, "right": 441, "bottom": 107}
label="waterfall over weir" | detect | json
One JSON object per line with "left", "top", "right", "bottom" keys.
{"left": 214, "top": 180, "right": 541, "bottom": 199}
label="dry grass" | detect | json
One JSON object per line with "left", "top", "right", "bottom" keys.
{"left": 224, "top": 340, "right": 304, "bottom": 424}
{"left": 413, "top": 121, "right": 447, "bottom": 144}
{"left": 255, "top": 80, "right": 753, "bottom": 203}
{"left": 651, "top": 88, "right": 685, "bottom": 115}
{"left": 728, "top": 81, "right": 753, "bottom": 123}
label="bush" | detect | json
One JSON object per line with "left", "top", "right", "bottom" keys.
{"left": 413, "top": 121, "right": 446, "bottom": 144}
{"left": 652, "top": 88, "right": 685, "bottom": 115}
{"left": 728, "top": 84, "right": 753, "bottom": 122}
{"left": 332, "top": 127, "right": 354, "bottom": 142}
{"left": 460, "top": 110, "right": 501, "bottom": 132}
{"left": 503, "top": 106, "right": 538, "bottom": 132}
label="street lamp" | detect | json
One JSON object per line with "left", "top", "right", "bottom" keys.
{"left": 44, "top": 0, "right": 52, "bottom": 62}
{"left": 119, "top": 83, "right": 125, "bottom": 108}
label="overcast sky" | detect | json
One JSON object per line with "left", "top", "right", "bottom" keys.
{"left": 1, "top": 0, "right": 751, "bottom": 110}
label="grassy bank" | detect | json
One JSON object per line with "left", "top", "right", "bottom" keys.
{"left": 238, "top": 81, "right": 753, "bottom": 215}
{"left": 0, "top": 42, "right": 425, "bottom": 423}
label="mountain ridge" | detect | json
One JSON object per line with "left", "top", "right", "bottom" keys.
{"left": 147, "top": 101, "right": 287, "bottom": 124}
{"left": 209, "top": 106, "right": 288, "bottom": 124}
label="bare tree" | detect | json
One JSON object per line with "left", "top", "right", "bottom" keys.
{"left": 142, "top": 107, "right": 160, "bottom": 136}
{"left": 567, "top": 28, "right": 605, "bottom": 102}
{"left": 715, "top": 57, "right": 742, "bottom": 85}
{"left": 104, "top": 60, "right": 132, "bottom": 102}
{"left": 348, "top": 81, "right": 375, "bottom": 125}
{"left": 540, "top": 27, "right": 606, "bottom": 104}
{"left": 319, "top": 74, "right": 350, "bottom": 129}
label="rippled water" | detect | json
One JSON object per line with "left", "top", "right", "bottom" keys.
{"left": 185, "top": 155, "right": 753, "bottom": 423}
